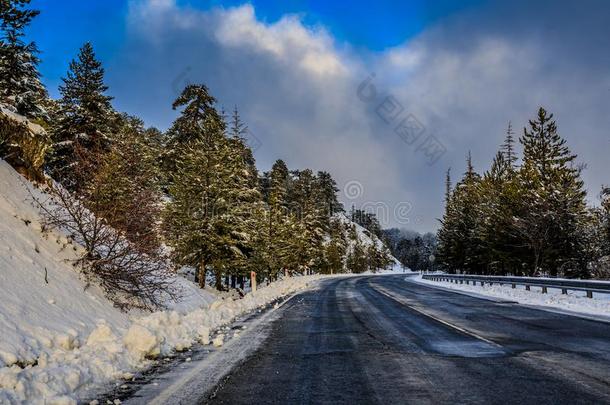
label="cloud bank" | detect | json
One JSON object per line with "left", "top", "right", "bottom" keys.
{"left": 109, "top": 0, "right": 610, "bottom": 232}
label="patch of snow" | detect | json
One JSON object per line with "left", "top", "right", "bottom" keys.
{"left": 212, "top": 334, "right": 224, "bottom": 347}
{"left": 411, "top": 274, "right": 610, "bottom": 317}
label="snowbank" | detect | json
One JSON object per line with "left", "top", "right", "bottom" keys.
{"left": 0, "top": 275, "right": 320, "bottom": 404}
{"left": 0, "top": 159, "right": 322, "bottom": 403}
{"left": 0, "top": 160, "right": 130, "bottom": 368}
{"left": 412, "top": 274, "right": 610, "bottom": 317}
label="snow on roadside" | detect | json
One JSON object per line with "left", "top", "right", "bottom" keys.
{"left": 0, "top": 160, "right": 131, "bottom": 367}
{"left": 411, "top": 274, "right": 610, "bottom": 317}
{"left": 0, "top": 159, "right": 324, "bottom": 404}
{"left": 0, "top": 275, "right": 322, "bottom": 404}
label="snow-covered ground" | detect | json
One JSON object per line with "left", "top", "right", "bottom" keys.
{"left": 335, "top": 213, "right": 403, "bottom": 272}
{"left": 411, "top": 274, "right": 610, "bottom": 318}
{"left": 0, "top": 160, "right": 325, "bottom": 404}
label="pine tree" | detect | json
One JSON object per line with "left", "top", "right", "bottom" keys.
{"left": 229, "top": 106, "right": 257, "bottom": 186}
{"left": 320, "top": 217, "right": 347, "bottom": 274}
{"left": 0, "top": 0, "right": 47, "bottom": 118}
{"left": 263, "top": 159, "right": 294, "bottom": 275}
{"left": 290, "top": 169, "right": 325, "bottom": 273}
{"left": 269, "top": 160, "right": 289, "bottom": 212}
{"left": 315, "top": 171, "right": 343, "bottom": 219}
{"left": 347, "top": 235, "right": 368, "bottom": 274}
{"left": 477, "top": 150, "right": 523, "bottom": 274}
{"left": 49, "top": 42, "right": 115, "bottom": 185}
{"left": 86, "top": 114, "right": 162, "bottom": 253}
{"left": 601, "top": 187, "right": 610, "bottom": 254}
{"left": 500, "top": 121, "right": 517, "bottom": 169}
{"left": 514, "top": 107, "right": 588, "bottom": 276}
{"left": 437, "top": 152, "right": 483, "bottom": 273}
{"left": 437, "top": 168, "right": 455, "bottom": 271}
{"left": 163, "top": 84, "right": 258, "bottom": 288}
{"left": 444, "top": 168, "right": 452, "bottom": 203}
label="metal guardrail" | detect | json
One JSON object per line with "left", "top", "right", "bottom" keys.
{"left": 422, "top": 273, "right": 610, "bottom": 298}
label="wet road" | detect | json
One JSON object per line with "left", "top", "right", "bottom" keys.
{"left": 205, "top": 275, "right": 610, "bottom": 404}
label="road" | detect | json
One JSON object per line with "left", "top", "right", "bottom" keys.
{"left": 204, "top": 275, "right": 610, "bottom": 405}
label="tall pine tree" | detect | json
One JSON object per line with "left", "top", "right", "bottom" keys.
{"left": 515, "top": 107, "right": 588, "bottom": 276}
{"left": 0, "top": 0, "right": 47, "bottom": 118}
{"left": 50, "top": 42, "right": 115, "bottom": 185}
{"left": 163, "top": 84, "right": 259, "bottom": 289}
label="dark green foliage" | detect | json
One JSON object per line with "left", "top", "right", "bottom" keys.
{"left": 350, "top": 206, "right": 382, "bottom": 239}
{"left": 162, "top": 84, "right": 259, "bottom": 288}
{"left": 49, "top": 42, "right": 116, "bottom": 186}
{"left": 316, "top": 170, "right": 344, "bottom": 218}
{"left": 437, "top": 108, "right": 594, "bottom": 278}
{"left": 0, "top": 0, "right": 47, "bottom": 118}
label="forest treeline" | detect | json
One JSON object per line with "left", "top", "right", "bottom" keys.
{"left": 0, "top": 0, "right": 393, "bottom": 308}
{"left": 437, "top": 112, "right": 610, "bottom": 278}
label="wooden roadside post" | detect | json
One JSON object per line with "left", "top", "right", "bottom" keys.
{"left": 251, "top": 271, "right": 257, "bottom": 292}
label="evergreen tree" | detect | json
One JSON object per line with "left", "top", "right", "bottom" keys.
{"left": 437, "top": 168, "right": 455, "bottom": 271}
{"left": 229, "top": 106, "right": 257, "bottom": 186}
{"left": 251, "top": 159, "right": 292, "bottom": 280}
{"left": 500, "top": 121, "right": 517, "bottom": 169}
{"left": 315, "top": 171, "right": 343, "bottom": 218}
{"left": 601, "top": 187, "right": 610, "bottom": 255}
{"left": 163, "top": 84, "right": 258, "bottom": 288}
{"left": 0, "top": 0, "right": 47, "bottom": 118}
{"left": 50, "top": 42, "right": 115, "bottom": 185}
{"left": 515, "top": 107, "right": 588, "bottom": 276}
{"left": 438, "top": 152, "right": 483, "bottom": 273}
{"left": 290, "top": 169, "right": 325, "bottom": 273}
{"left": 444, "top": 168, "right": 452, "bottom": 203}
{"left": 346, "top": 234, "right": 368, "bottom": 274}
{"left": 321, "top": 217, "right": 347, "bottom": 274}
{"left": 476, "top": 150, "right": 523, "bottom": 274}
{"left": 350, "top": 207, "right": 382, "bottom": 239}
{"left": 87, "top": 114, "right": 162, "bottom": 253}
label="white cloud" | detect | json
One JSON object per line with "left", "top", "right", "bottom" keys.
{"left": 114, "top": 0, "right": 610, "bottom": 232}
{"left": 214, "top": 4, "right": 347, "bottom": 77}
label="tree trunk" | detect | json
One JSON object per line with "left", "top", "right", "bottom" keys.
{"left": 215, "top": 270, "right": 222, "bottom": 291}
{"left": 198, "top": 260, "right": 206, "bottom": 289}
{"left": 238, "top": 275, "right": 244, "bottom": 290}
{"left": 231, "top": 275, "right": 236, "bottom": 289}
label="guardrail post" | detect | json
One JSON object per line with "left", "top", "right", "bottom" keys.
{"left": 480, "top": 281, "right": 484, "bottom": 286}
{"left": 525, "top": 285, "right": 530, "bottom": 291}
{"left": 561, "top": 288, "right": 567, "bottom": 295}
{"left": 541, "top": 286, "right": 547, "bottom": 294}
{"left": 587, "top": 290, "right": 593, "bottom": 299}
{"left": 512, "top": 283, "right": 516, "bottom": 289}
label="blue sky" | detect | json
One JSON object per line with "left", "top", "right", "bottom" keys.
{"left": 24, "top": 0, "right": 610, "bottom": 232}
{"left": 30, "top": 0, "right": 484, "bottom": 96}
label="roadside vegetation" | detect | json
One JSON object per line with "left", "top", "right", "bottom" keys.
{"left": 0, "top": 0, "right": 393, "bottom": 309}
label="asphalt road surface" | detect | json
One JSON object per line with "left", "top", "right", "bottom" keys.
{"left": 203, "top": 275, "right": 610, "bottom": 405}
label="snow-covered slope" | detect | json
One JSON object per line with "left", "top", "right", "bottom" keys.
{"left": 0, "top": 159, "right": 323, "bottom": 404}
{"left": 0, "top": 159, "right": 130, "bottom": 368}
{"left": 335, "top": 213, "right": 404, "bottom": 272}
